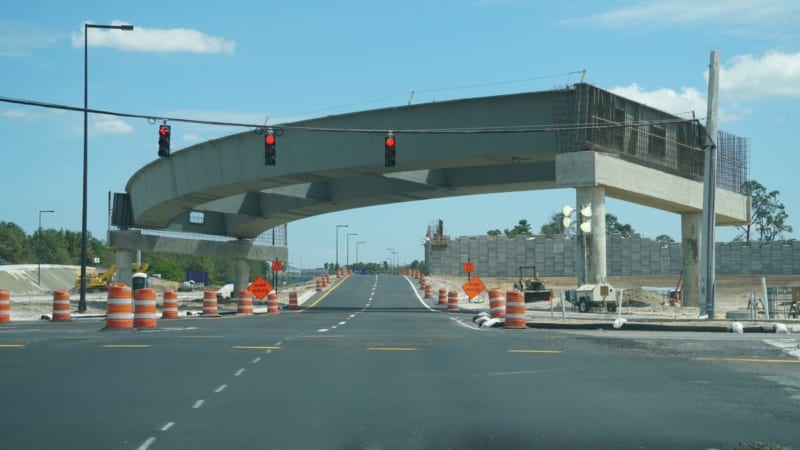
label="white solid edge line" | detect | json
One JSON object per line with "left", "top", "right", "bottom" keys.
{"left": 403, "top": 276, "right": 435, "bottom": 312}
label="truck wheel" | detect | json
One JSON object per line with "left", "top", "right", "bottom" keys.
{"left": 578, "top": 298, "right": 591, "bottom": 313}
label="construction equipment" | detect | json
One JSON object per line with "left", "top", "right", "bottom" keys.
{"left": 514, "top": 266, "right": 553, "bottom": 303}
{"left": 565, "top": 282, "right": 619, "bottom": 313}
{"left": 74, "top": 264, "right": 116, "bottom": 291}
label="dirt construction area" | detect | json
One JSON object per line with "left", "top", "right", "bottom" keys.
{"left": 1, "top": 265, "right": 799, "bottom": 322}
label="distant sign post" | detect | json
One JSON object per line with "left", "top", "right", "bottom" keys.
{"left": 462, "top": 276, "right": 486, "bottom": 302}
{"left": 271, "top": 259, "right": 283, "bottom": 293}
{"left": 462, "top": 260, "right": 474, "bottom": 281}
{"left": 248, "top": 276, "right": 273, "bottom": 301}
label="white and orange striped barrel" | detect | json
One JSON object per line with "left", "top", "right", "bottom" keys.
{"left": 447, "top": 290, "right": 459, "bottom": 312}
{"left": 133, "top": 288, "right": 158, "bottom": 329}
{"left": 0, "top": 288, "right": 10, "bottom": 323}
{"left": 106, "top": 284, "right": 133, "bottom": 329}
{"left": 424, "top": 285, "right": 433, "bottom": 299}
{"left": 504, "top": 290, "right": 526, "bottom": 329}
{"left": 323, "top": 274, "right": 330, "bottom": 286}
{"left": 52, "top": 289, "right": 71, "bottom": 321}
{"left": 162, "top": 290, "right": 179, "bottom": 319}
{"left": 267, "top": 292, "right": 280, "bottom": 314}
{"left": 438, "top": 288, "right": 447, "bottom": 305}
{"left": 202, "top": 289, "right": 219, "bottom": 316}
{"left": 315, "top": 278, "right": 323, "bottom": 292}
{"left": 237, "top": 289, "right": 253, "bottom": 315}
{"left": 489, "top": 288, "right": 506, "bottom": 318}
{"left": 288, "top": 291, "right": 298, "bottom": 310}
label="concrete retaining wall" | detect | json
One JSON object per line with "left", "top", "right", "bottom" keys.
{"left": 425, "top": 235, "right": 800, "bottom": 277}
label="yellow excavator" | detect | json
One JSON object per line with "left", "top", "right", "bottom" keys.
{"left": 73, "top": 263, "right": 149, "bottom": 291}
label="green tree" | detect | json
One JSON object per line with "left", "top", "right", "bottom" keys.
{"left": 0, "top": 221, "right": 31, "bottom": 263}
{"left": 539, "top": 212, "right": 572, "bottom": 237}
{"left": 655, "top": 234, "right": 675, "bottom": 246}
{"left": 486, "top": 229, "right": 502, "bottom": 237}
{"left": 737, "top": 180, "right": 793, "bottom": 243}
{"left": 504, "top": 219, "right": 532, "bottom": 238}
{"left": 606, "top": 214, "right": 635, "bottom": 237}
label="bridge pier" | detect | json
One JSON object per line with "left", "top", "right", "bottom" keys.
{"left": 115, "top": 249, "right": 133, "bottom": 287}
{"left": 233, "top": 259, "right": 251, "bottom": 301}
{"left": 576, "top": 186, "right": 607, "bottom": 285}
{"left": 681, "top": 212, "right": 702, "bottom": 307}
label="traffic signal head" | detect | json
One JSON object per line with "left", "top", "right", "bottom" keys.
{"left": 384, "top": 133, "right": 396, "bottom": 167}
{"left": 264, "top": 131, "right": 276, "bottom": 165}
{"left": 158, "top": 124, "right": 171, "bottom": 157}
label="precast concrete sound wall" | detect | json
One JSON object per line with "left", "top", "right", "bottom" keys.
{"left": 425, "top": 235, "right": 800, "bottom": 277}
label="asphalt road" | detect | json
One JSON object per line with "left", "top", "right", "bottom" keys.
{"left": 1, "top": 274, "right": 798, "bottom": 449}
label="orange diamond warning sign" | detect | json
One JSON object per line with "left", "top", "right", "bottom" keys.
{"left": 248, "top": 276, "right": 273, "bottom": 300}
{"left": 462, "top": 276, "right": 486, "bottom": 300}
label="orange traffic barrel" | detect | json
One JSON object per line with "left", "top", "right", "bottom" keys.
{"left": 267, "top": 292, "right": 280, "bottom": 314}
{"left": 447, "top": 290, "right": 459, "bottom": 312}
{"left": 0, "top": 288, "right": 10, "bottom": 323}
{"left": 106, "top": 284, "right": 133, "bottom": 329}
{"left": 424, "top": 285, "right": 433, "bottom": 299}
{"left": 162, "top": 290, "right": 179, "bottom": 319}
{"left": 134, "top": 288, "right": 157, "bottom": 329}
{"left": 315, "top": 278, "right": 323, "bottom": 292}
{"left": 237, "top": 289, "right": 253, "bottom": 315}
{"left": 504, "top": 290, "right": 526, "bottom": 329}
{"left": 52, "top": 289, "right": 71, "bottom": 321}
{"left": 288, "top": 291, "right": 298, "bottom": 310}
{"left": 438, "top": 288, "right": 447, "bottom": 305}
{"left": 489, "top": 289, "right": 506, "bottom": 318}
{"left": 202, "top": 289, "right": 219, "bottom": 316}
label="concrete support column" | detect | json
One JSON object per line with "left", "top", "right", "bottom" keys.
{"left": 576, "top": 186, "right": 607, "bottom": 285}
{"left": 115, "top": 249, "right": 133, "bottom": 287}
{"left": 681, "top": 212, "right": 702, "bottom": 307}
{"left": 233, "top": 258, "right": 250, "bottom": 298}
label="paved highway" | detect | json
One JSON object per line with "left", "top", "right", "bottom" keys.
{"left": 1, "top": 275, "right": 798, "bottom": 449}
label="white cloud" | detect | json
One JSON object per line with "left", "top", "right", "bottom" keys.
{"left": 93, "top": 117, "right": 134, "bottom": 134}
{"left": 0, "top": 20, "right": 61, "bottom": 57}
{"left": 181, "top": 133, "right": 201, "bottom": 143}
{"left": 566, "top": 0, "right": 800, "bottom": 29}
{"left": 610, "top": 83, "right": 707, "bottom": 118}
{"left": 71, "top": 20, "right": 235, "bottom": 54}
{"left": 1, "top": 109, "right": 44, "bottom": 120}
{"left": 715, "top": 51, "right": 800, "bottom": 100}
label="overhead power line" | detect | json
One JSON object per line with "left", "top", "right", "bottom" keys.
{"left": 0, "top": 94, "right": 698, "bottom": 136}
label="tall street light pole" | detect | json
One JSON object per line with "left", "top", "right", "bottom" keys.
{"left": 80, "top": 22, "right": 134, "bottom": 312}
{"left": 335, "top": 224, "right": 348, "bottom": 271}
{"left": 38, "top": 210, "right": 55, "bottom": 285}
{"left": 387, "top": 248, "right": 397, "bottom": 274}
{"left": 346, "top": 233, "right": 357, "bottom": 267}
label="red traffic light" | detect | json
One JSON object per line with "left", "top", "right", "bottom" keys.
{"left": 159, "top": 125, "right": 170, "bottom": 136}
{"left": 385, "top": 135, "right": 396, "bottom": 148}
{"left": 265, "top": 133, "right": 276, "bottom": 145}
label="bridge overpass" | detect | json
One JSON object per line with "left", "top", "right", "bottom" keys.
{"left": 111, "top": 83, "right": 749, "bottom": 305}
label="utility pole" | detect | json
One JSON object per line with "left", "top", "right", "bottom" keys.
{"left": 700, "top": 50, "right": 719, "bottom": 318}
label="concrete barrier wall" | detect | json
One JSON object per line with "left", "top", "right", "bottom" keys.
{"left": 425, "top": 234, "right": 800, "bottom": 277}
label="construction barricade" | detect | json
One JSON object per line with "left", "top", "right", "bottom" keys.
{"left": 202, "top": 289, "right": 219, "bottom": 316}
{"left": 489, "top": 288, "right": 506, "bottom": 318}
{"left": 0, "top": 289, "right": 9, "bottom": 323}
{"left": 447, "top": 290, "right": 459, "bottom": 312}
{"left": 237, "top": 290, "right": 253, "bottom": 315}
{"left": 288, "top": 291, "right": 298, "bottom": 310}
{"left": 133, "top": 288, "right": 158, "bottom": 329}
{"left": 162, "top": 290, "right": 179, "bottom": 319}
{"left": 106, "top": 284, "right": 133, "bottom": 329}
{"left": 504, "top": 290, "right": 526, "bottom": 329}
{"left": 52, "top": 289, "right": 71, "bottom": 321}
{"left": 267, "top": 292, "right": 280, "bottom": 314}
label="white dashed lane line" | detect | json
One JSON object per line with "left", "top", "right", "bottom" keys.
{"left": 160, "top": 422, "right": 174, "bottom": 431}
{"left": 136, "top": 437, "right": 156, "bottom": 450}
{"left": 214, "top": 384, "right": 227, "bottom": 394}
{"left": 235, "top": 368, "right": 245, "bottom": 376}
{"left": 193, "top": 400, "right": 205, "bottom": 409}
{"left": 252, "top": 357, "right": 261, "bottom": 363}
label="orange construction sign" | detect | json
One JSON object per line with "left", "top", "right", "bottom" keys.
{"left": 248, "top": 276, "right": 273, "bottom": 300}
{"left": 462, "top": 261, "right": 474, "bottom": 273}
{"left": 462, "top": 276, "right": 486, "bottom": 300}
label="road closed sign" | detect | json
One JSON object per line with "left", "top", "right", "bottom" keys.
{"left": 462, "top": 276, "right": 486, "bottom": 300}
{"left": 248, "top": 276, "right": 273, "bottom": 300}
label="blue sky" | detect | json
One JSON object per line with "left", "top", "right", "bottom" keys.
{"left": 1, "top": 0, "right": 799, "bottom": 269}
